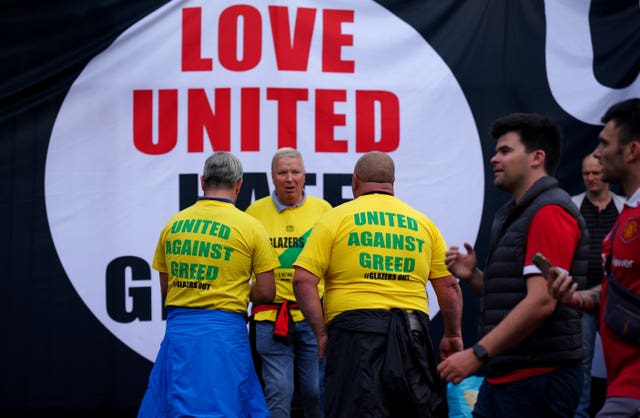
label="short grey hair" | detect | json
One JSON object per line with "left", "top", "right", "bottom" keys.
{"left": 202, "top": 152, "right": 243, "bottom": 188}
{"left": 354, "top": 151, "right": 395, "bottom": 183}
{"left": 271, "top": 147, "right": 304, "bottom": 172}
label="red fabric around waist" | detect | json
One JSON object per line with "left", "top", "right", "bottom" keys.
{"left": 252, "top": 301, "right": 299, "bottom": 340}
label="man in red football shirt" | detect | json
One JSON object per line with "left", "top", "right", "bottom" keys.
{"left": 549, "top": 98, "right": 640, "bottom": 417}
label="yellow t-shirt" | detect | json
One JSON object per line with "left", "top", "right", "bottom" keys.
{"left": 295, "top": 193, "right": 450, "bottom": 323}
{"left": 152, "top": 199, "right": 279, "bottom": 313}
{"left": 246, "top": 194, "right": 331, "bottom": 321}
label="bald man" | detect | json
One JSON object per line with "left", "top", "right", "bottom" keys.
{"left": 571, "top": 153, "right": 624, "bottom": 418}
{"left": 293, "top": 151, "right": 463, "bottom": 417}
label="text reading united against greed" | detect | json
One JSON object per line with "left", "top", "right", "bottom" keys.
{"left": 165, "top": 218, "right": 235, "bottom": 283}
{"left": 348, "top": 211, "right": 424, "bottom": 275}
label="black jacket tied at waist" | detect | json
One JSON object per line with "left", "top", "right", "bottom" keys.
{"left": 329, "top": 309, "right": 444, "bottom": 411}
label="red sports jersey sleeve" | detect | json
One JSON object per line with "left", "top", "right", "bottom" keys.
{"left": 524, "top": 205, "right": 581, "bottom": 276}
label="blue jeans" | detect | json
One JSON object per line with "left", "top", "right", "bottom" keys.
{"left": 575, "top": 312, "right": 598, "bottom": 418}
{"left": 255, "top": 320, "right": 323, "bottom": 418}
{"left": 473, "top": 366, "right": 583, "bottom": 418}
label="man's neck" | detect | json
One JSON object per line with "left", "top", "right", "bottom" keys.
{"left": 512, "top": 173, "right": 546, "bottom": 203}
{"left": 355, "top": 182, "right": 394, "bottom": 197}
{"left": 203, "top": 189, "right": 236, "bottom": 202}
{"left": 272, "top": 190, "right": 305, "bottom": 210}
{"left": 621, "top": 167, "right": 640, "bottom": 200}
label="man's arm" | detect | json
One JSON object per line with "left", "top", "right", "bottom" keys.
{"left": 292, "top": 266, "right": 328, "bottom": 357}
{"left": 438, "top": 275, "right": 556, "bottom": 384}
{"left": 573, "top": 286, "right": 602, "bottom": 313}
{"left": 159, "top": 272, "right": 168, "bottom": 297}
{"left": 250, "top": 270, "right": 276, "bottom": 304}
{"left": 476, "top": 275, "right": 556, "bottom": 356}
{"left": 463, "top": 267, "right": 484, "bottom": 295}
{"left": 430, "top": 275, "right": 464, "bottom": 359}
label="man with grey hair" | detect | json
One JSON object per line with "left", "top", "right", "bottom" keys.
{"left": 202, "top": 150, "right": 245, "bottom": 187}
{"left": 293, "top": 151, "right": 462, "bottom": 417}
{"left": 247, "top": 147, "right": 331, "bottom": 418}
{"left": 138, "top": 151, "right": 278, "bottom": 418}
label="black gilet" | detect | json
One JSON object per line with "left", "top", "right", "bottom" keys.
{"left": 481, "top": 176, "right": 588, "bottom": 377}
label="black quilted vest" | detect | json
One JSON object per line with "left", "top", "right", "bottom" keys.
{"left": 481, "top": 176, "right": 588, "bottom": 377}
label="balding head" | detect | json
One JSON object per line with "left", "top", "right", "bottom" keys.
{"left": 582, "top": 153, "right": 599, "bottom": 169}
{"left": 352, "top": 152, "right": 395, "bottom": 198}
{"left": 581, "top": 152, "right": 609, "bottom": 196}
{"left": 354, "top": 151, "right": 395, "bottom": 183}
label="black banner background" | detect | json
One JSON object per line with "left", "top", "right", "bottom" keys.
{"left": 1, "top": 0, "right": 638, "bottom": 415}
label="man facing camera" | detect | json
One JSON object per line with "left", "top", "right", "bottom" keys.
{"left": 247, "top": 148, "right": 331, "bottom": 418}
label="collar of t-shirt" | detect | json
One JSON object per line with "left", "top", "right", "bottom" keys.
{"left": 198, "top": 196, "right": 235, "bottom": 205}
{"left": 272, "top": 190, "right": 307, "bottom": 212}
{"left": 625, "top": 187, "right": 640, "bottom": 208}
{"left": 362, "top": 191, "right": 393, "bottom": 196}
{"left": 582, "top": 195, "right": 617, "bottom": 213}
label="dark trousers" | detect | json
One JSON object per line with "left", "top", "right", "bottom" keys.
{"left": 473, "top": 365, "right": 583, "bottom": 418}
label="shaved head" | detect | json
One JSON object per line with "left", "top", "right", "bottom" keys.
{"left": 354, "top": 151, "right": 395, "bottom": 183}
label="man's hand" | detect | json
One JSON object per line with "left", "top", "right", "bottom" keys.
{"left": 548, "top": 269, "right": 601, "bottom": 314}
{"left": 547, "top": 269, "right": 579, "bottom": 305}
{"left": 439, "top": 335, "right": 464, "bottom": 360}
{"left": 437, "top": 348, "right": 481, "bottom": 385}
{"left": 446, "top": 243, "right": 483, "bottom": 294}
{"left": 445, "top": 243, "right": 477, "bottom": 281}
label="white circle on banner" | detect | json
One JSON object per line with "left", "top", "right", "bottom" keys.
{"left": 45, "top": 0, "right": 483, "bottom": 361}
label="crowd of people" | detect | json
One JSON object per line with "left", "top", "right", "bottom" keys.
{"left": 137, "top": 97, "right": 640, "bottom": 418}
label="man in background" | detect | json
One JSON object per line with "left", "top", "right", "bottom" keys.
{"left": 247, "top": 148, "right": 331, "bottom": 418}
{"left": 293, "top": 151, "right": 463, "bottom": 417}
{"left": 571, "top": 153, "right": 624, "bottom": 418}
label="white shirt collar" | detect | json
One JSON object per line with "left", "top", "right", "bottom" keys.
{"left": 624, "top": 187, "right": 640, "bottom": 208}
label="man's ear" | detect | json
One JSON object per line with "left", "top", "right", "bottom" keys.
{"left": 625, "top": 140, "right": 640, "bottom": 163}
{"left": 200, "top": 175, "right": 205, "bottom": 192}
{"left": 351, "top": 173, "right": 360, "bottom": 195}
{"left": 531, "top": 149, "right": 546, "bottom": 169}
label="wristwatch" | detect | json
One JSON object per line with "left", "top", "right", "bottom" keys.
{"left": 472, "top": 343, "right": 490, "bottom": 363}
